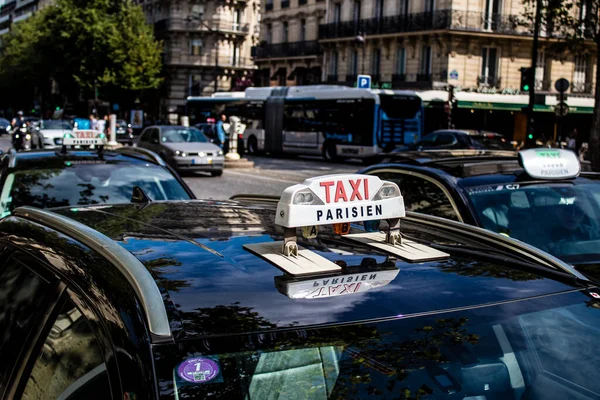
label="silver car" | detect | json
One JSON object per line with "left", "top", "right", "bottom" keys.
{"left": 136, "top": 125, "right": 224, "bottom": 176}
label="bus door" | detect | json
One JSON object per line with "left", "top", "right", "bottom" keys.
{"left": 264, "top": 88, "right": 288, "bottom": 153}
{"left": 282, "top": 101, "right": 320, "bottom": 155}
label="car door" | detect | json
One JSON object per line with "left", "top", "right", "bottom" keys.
{"left": 137, "top": 128, "right": 151, "bottom": 149}
{"left": 147, "top": 128, "right": 161, "bottom": 154}
{"left": 0, "top": 250, "right": 119, "bottom": 399}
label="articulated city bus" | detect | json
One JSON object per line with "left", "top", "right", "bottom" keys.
{"left": 186, "top": 85, "right": 424, "bottom": 161}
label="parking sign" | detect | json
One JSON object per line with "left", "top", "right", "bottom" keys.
{"left": 357, "top": 75, "right": 371, "bottom": 89}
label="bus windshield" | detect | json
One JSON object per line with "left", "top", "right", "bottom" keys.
{"left": 379, "top": 94, "right": 422, "bottom": 119}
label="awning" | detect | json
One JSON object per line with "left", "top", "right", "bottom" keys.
{"left": 451, "top": 92, "right": 595, "bottom": 114}
{"left": 270, "top": 67, "right": 286, "bottom": 81}
{"left": 287, "top": 67, "right": 306, "bottom": 80}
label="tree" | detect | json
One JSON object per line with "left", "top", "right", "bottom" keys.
{"left": 0, "top": 0, "right": 163, "bottom": 109}
{"left": 521, "top": 0, "right": 599, "bottom": 169}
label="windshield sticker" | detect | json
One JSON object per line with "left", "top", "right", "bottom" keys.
{"left": 591, "top": 292, "right": 600, "bottom": 299}
{"left": 466, "top": 184, "right": 519, "bottom": 195}
{"left": 177, "top": 357, "right": 221, "bottom": 384}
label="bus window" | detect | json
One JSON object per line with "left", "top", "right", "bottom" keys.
{"left": 284, "top": 103, "right": 306, "bottom": 132}
{"left": 379, "top": 95, "right": 422, "bottom": 119}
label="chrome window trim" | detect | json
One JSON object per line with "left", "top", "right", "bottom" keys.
{"left": 14, "top": 206, "right": 172, "bottom": 340}
{"left": 364, "top": 168, "right": 464, "bottom": 222}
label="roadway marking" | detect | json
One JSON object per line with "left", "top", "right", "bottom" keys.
{"left": 225, "top": 170, "right": 299, "bottom": 184}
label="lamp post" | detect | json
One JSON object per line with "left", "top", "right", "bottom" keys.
{"left": 188, "top": 14, "right": 219, "bottom": 93}
{"left": 526, "top": 0, "right": 543, "bottom": 143}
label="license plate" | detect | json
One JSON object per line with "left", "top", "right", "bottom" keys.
{"left": 207, "top": 158, "right": 212, "bottom": 164}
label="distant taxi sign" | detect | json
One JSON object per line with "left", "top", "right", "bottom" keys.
{"left": 519, "top": 149, "right": 580, "bottom": 180}
{"left": 63, "top": 130, "right": 108, "bottom": 146}
{"left": 275, "top": 174, "right": 405, "bottom": 228}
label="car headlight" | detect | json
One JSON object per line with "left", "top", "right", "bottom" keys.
{"left": 25, "top": 134, "right": 31, "bottom": 140}
{"left": 175, "top": 150, "right": 187, "bottom": 157}
{"left": 218, "top": 150, "right": 224, "bottom": 156}
{"left": 198, "top": 151, "right": 206, "bottom": 157}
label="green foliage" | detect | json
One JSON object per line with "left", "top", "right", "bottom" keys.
{"left": 0, "top": 0, "right": 162, "bottom": 104}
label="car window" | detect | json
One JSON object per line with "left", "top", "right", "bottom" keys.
{"left": 434, "top": 133, "right": 456, "bottom": 146}
{"left": 21, "top": 297, "right": 111, "bottom": 400}
{"left": 470, "top": 135, "right": 514, "bottom": 150}
{"left": 1, "top": 163, "right": 191, "bottom": 212}
{"left": 368, "top": 171, "right": 459, "bottom": 220}
{"left": 41, "top": 120, "right": 72, "bottom": 130}
{"left": 417, "top": 133, "right": 437, "bottom": 146}
{"left": 150, "top": 129, "right": 159, "bottom": 143}
{"left": 139, "top": 129, "right": 150, "bottom": 142}
{"left": 0, "top": 255, "right": 56, "bottom": 389}
{"left": 161, "top": 127, "right": 209, "bottom": 143}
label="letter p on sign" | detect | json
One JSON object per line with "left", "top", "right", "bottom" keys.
{"left": 357, "top": 75, "right": 371, "bottom": 89}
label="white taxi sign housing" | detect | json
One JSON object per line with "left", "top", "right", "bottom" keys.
{"left": 519, "top": 148, "right": 580, "bottom": 180}
{"left": 63, "top": 130, "right": 108, "bottom": 146}
{"left": 275, "top": 174, "right": 405, "bottom": 228}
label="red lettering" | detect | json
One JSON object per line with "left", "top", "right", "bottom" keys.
{"left": 319, "top": 181, "right": 335, "bottom": 203}
{"left": 364, "top": 179, "right": 369, "bottom": 199}
{"left": 340, "top": 282, "right": 361, "bottom": 294}
{"left": 334, "top": 181, "right": 348, "bottom": 202}
{"left": 349, "top": 179, "right": 363, "bottom": 201}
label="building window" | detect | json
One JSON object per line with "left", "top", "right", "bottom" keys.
{"left": 266, "top": 23, "right": 272, "bottom": 43}
{"left": 349, "top": 49, "right": 358, "bottom": 75}
{"left": 353, "top": 0, "right": 361, "bottom": 24}
{"left": 398, "top": 0, "right": 409, "bottom": 15}
{"left": 190, "top": 38, "right": 203, "bottom": 55}
{"left": 333, "top": 3, "right": 341, "bottom": 24}
{"left": 420, "top": 46, "right": 432, "bottom": 75}
{"left": 480, "top": 47, "right": 498, "bottom": 85}
{"left": 266, "top": 0, "right": 273, "bottom": 11}
{"left": 282, "top": 21, "right": 288, "bottom": 42}
{"left": 231, "top": 43, "right": 240, "bottom": 66}
{"left": 233, "top": 8, "right": 241, "bottom": 31}
{"left": 535, "top": 50, "right": 545, "bottom": 89}
{"left": 330, "top": 52, "right": 339, "bottom": 75}
{"left": 189, "top": 74, "right": 203, "bottom": 96}
{"left": 424, "top": 0, "right": 434, "bottom": 12}
{"left": 375, "top": 0, "right": 384, "bottom": 19}
{"left": 573, "top": 55, "right": 589, "bottom": 92}
{"left": 483, "top": 0, "right": 501, "bottom": 30}
{"left": 300, "top": 19, "right": 306, "bottom": 41}
{"left": 396, "top": 47, "right": 406, "bottom": 75}
{"left": 371, "top": 48, "right": 381, "bottom": 76}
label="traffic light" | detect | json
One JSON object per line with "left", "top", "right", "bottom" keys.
{"left": 520, "top": 67, "right": 534, "bottom": 92}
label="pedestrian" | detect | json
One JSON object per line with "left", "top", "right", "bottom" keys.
{"left": 567, "top": 129, "right": 578, "bottom": 153}
{"left": 96, "top": 115, "right": 106, "bottom": 134}
{"left": 579, "top": 143, "right": 588, "bottom": 162}
{"left": 90, "top": 114, "right": 98, "bottom": 131}
{"left": 215, "top": 113, "right": 227, "bottom": 150}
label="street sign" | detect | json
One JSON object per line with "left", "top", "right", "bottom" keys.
{"left": 555, "top": 102, "right": 569, "bottom": 117}
{"left": 357, "top": 75, "right": 371, "bottom": 89}
{"left": 555, "top": 78, "right": 570, "bottom": 93}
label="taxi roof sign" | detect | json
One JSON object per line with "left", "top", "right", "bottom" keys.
{"left": 63, "top": 130, "right": 108, "bottom": 147}
{"left": 276, "top": 174, "right": 405, "bottom": 228}
{"left": 519, "top": 149, "right": 580, "bottom": 180}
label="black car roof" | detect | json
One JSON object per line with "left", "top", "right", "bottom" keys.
{"left": 35, "top": 200, "right": 586, "bottom": 341}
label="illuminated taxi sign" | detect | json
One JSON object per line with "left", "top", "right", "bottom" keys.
{"left": 275, "top": 267, "right": 400, "bottom": 299}
{"left": 519, "top": 149, "right": 580, "bottom": 180}
{"left": 275, "top": 174, "right": 405, "bottom": 228}
{"left": 63, "top": 130, "right": 108, "bottom": 146}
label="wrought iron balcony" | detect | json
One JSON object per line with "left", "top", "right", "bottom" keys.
{"left": 155, "top": 18, "right": 250, "bottom": 34}
{"left": 478, "top": 75, "right": 501, "bottom": 87}
{"left": 252, "top": 40, "right": 321, "bottom": 58}
{"left": 319, "top": 10, "right": 527, "bottom": 39}
{"left": 572, "top": 81, "right": 593, "bottom": 94}
{"left": 165, "top": 54, "right": 253, "bottom": 69}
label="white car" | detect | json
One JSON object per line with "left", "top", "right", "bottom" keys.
{"left": 38, "top": 120, "right": 73, "bottom": 148}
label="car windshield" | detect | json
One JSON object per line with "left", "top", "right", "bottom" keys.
{"left": 470, "top": 135, "right": 514, "bottom": 150}
{"left": 41, "top": 120, "right": 71, "bottom": 130}
{"left": 0, "top": 162, "right": 191, "bottom": 214}
{"left": 162, "top": 127, "right": 208, "bottom": 143}
{"left": 156, "top": 289, "right": 600, "bottom": 399}
{"left": 467, "top": 181, "right": 600, "bottom": 263}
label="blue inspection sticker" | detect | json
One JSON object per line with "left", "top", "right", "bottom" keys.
{"left": 176, "top": 357, "right": 222, "bottom": 384}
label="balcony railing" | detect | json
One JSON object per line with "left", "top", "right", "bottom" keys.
{"left": 478, "top": 75, "right": 501, "bottom": 87}
{"left": 572, "top": 81, "right": 593, "bottom": 94}
{"left": 319, "top": 10, "right": 526, "bottom": 39}
{"left": 155, "top": 18, "right": 250, "bottom": 34}
{"left": 252, "top": 40, "right": 321, "bottom": 58}
{"left": 165, "top": 54, "right": 253, "bottom": 69}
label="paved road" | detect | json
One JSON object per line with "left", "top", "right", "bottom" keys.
{"left": 183, "top": 156, "right": 360, "bottom": 200}
{"left": 0, "top": 137, "right": 361, "bottom": 200}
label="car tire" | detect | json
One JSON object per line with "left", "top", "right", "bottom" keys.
{"left": 247, "top": 136, "right": 258, "bottom": 154}
{"left": 322, "top": 141, "right": 338, "bottom": 162}
{"left": 211, "top": 170, "right": 223, "bottom": 177}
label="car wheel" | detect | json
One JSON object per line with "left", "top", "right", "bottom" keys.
{"left": 322, "top": 141, "right": 338, "bottom": 162}
{"left": 211, "top": 170, "right": 223, "bottom": 177}
{"left": 247, "top": 136, "right": 258, "bottom": 154}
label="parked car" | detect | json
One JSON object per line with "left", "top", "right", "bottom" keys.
{"left": 136, "top": 125, "right": 225, "bottom": 176}
{"left": 115, "top": 119, "right": 134, "bottom": 145}
{"left": 0, "top": 118, "right": 11, "bottom": 135}
{"left": 394, "top": 129, "right": 515, "bottom": 152}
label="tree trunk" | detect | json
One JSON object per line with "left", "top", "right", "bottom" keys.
{"left": 591, "top": 46, "right": 600, "bottom": 171}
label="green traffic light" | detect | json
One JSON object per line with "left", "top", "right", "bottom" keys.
{"left": 56, "top": 106, "right": 60, "bottom": 111}
{"left": 528, "top": 134, "right": 533, "bottom": 139}
{"left": 523, "top": 85, "right": 529, "bottom": 91}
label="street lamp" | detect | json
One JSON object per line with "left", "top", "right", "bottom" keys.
{"left": 187, "top": 13, "right": 219, "bottom": 93}
{"left": 354, "top": 33, "right": 366, "bottom": 75}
